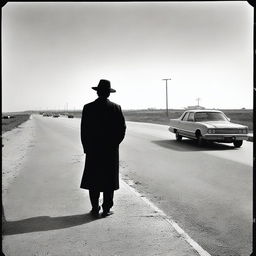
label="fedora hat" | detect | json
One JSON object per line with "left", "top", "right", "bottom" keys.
{"left": 92, "top": 79, "right": 116, "bottom": 93}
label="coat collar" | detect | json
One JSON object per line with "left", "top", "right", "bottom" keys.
{"left": 95, "top": 98, "right": 110, "bottom": 103}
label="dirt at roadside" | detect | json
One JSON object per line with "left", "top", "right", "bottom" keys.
{"left": 2, "top": 114, "right": 31, "bottom": 134}
{"left": 2, "top": 116, "right": 35, "bottom": 196}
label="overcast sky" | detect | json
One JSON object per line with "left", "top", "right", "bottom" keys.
{"left": 2, "top": 1, "right": 253, "bottom": 112}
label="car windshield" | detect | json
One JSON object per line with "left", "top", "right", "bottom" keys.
{"left": 194, "top": 112, "right": 228, "bottom": 122}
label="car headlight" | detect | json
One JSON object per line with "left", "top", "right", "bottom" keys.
{"left": 237, "top": 129, "right": 247, "bottom": 134}
{"left": 208, "top": 129, "right": 215, "bottom": 134}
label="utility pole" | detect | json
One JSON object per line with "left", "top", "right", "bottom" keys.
{"left": 162, "top": 78, "right": 171, "bottom": 117}
{"left": 196, "top": 97, "right": 201, "bottom": 107}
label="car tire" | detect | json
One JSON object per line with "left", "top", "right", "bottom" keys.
{"left": 196, "top": 132, "right": 205, "bottom": 146}
{"left": 175, "top": 131, "right": 182, "bottom": 141}
{"left": 233, "top": 140, "right": 243, "bottom": 148}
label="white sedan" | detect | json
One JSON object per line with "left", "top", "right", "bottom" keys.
{"left": 168, "top": 110, "right": 248, "bottom": 147}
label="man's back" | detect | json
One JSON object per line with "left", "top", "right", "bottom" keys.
{"left": 81, "top": 98, "right": 126, "bottom": 153}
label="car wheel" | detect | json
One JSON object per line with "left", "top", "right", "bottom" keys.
{"left": 233, "top": 140, "right": 243, "bottom": 148}
{"left": 175, "top": 131, "right": 182, "bottom": 141}
{"left": 196, "top": 132, "right": 205, "bottom": 146}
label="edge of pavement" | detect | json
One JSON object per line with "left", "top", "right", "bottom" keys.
{"left": 119, "top": 175, "right": 212, "bottom": 256}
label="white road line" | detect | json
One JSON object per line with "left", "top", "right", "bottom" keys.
{"left": 121, "top": 175, "right": 212, "bottom": 256}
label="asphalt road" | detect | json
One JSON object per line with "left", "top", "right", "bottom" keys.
{"left": 3, "top": 115, "right": 252, "bottom": 256}
{"left": 120, "top": 121, "right": 253, "bottom": 256}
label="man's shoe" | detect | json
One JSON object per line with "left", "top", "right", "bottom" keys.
{"left": 90, "top": 206, "right": 100, "bottom": 217}
{"left": 101, "top": 209, "right": 113, "bottom": 218}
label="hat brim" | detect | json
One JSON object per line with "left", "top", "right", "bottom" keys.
{"left": 92, "top": 87, "right": 116, "bottom": 93}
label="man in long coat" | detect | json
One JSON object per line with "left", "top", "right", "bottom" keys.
{"left": 80, "top": 79, "right": 126, "bottom": 217}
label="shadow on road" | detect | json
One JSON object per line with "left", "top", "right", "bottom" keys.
{"left": 152, "top": 139, "right": 235, "bottom": 152}
{"left": 2, "top": 213, "right": 100, "bottom": 236}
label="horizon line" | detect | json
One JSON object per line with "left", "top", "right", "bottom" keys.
{"left": 2, "top": 107, "right": 253, "bottom": 114}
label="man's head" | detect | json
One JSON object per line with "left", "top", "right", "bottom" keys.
{"left": 92, "top": 79, "right": 116, "bottom": 99}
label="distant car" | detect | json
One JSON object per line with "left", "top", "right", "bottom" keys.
{"left": 53, "top": 113, "right": 60, "bottom": 118}
{"left": 2, "top": 115, "right": 14, "bottom": 119}
{"left": 68, "top": 114, "right": 74, "bottom": 118}
{"left": 168, "top": 109, "right": 248, "bottom": 148}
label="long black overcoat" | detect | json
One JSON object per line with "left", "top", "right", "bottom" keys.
{"left": 80, "top": 98, "right": 126, "bottom": 191}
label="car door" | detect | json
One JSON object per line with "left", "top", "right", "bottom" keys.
{"left": 180, "top": 112, "right": 196, "bottom": 138}
{"left": 179, "top": 112, "right": 190, "bottom": 136}
{"left": 187, "top": 112, "right": 197, "bottom": 138}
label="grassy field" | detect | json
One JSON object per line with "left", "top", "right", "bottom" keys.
{"left": 2, "top": 114, "right": 31, "bottom": 134}
{"left": 66, "top": 108, "right": 253, "bottom": 132}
